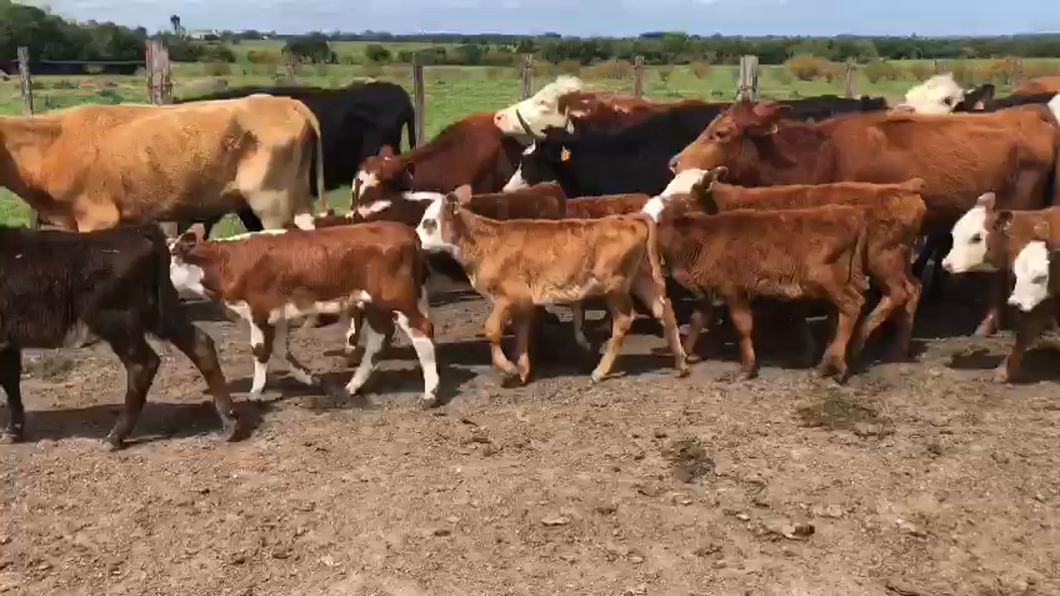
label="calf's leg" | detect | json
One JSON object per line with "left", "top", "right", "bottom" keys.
{"left": 816, "top": 290, "right": 864, "bottom": 384}
{"left": 570, "top": 304, "right": 593, "bottom": 352}
{"left": 248, "top": 316, "right": 276, "bottom": 396}
{"left": 631, "top": 275, "right": 689, "bottom": 377}
{"left": 273, "top": 320, "right": 321, "bottom": 387}
{"left": 590, "top": 293, "right": 635, "bottom": 383}
{"left": 484, "top": 298, "right": 520, "bottom": 381}
{"left": 0, "top": 348, "right": 25, "bottom": 444}
{"left": 850, "top": 273, "right": 908, "bottom": 362}
{"left": 101, "top": 329, "right": 160, "bottom": 451}
{"left": 975, "top": 269, "right": 1010, "bottom": 337}
{"left": 727, "top": 296, "right": 759, "bottom": 380}
{"left": 345, "top": 311, "right": 392, "bottom": 398}
{"left": 160, "top": 319, "right": 240, "bottom": 441}
{"left": 512, "top": 308, "right": 534, "bottom": 384}
{"left": 996, "top": 307, "right": 1051, "bottom": 384}
{"left": 885, "top": 275, "right": 922, "bottom": 362}
{"left": 394, "top": 296, "right": 441, "bottom": 406}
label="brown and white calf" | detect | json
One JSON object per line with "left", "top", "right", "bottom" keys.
{"left": 415, "top": 192, "right": 688, "bottom": 384}
{"left": 649, "top": 168, "right": 927, "bottom": 360}
{"left": 645, "top": 200, "right": 871, "bottom": 382}
{"left": 168, "top": 223, "right": 440, "bottom": 406}
{"left": 1005, "top": 226, "right": 1060, "bottom": 382}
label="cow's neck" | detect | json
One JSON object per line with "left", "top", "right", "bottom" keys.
{"left": 449, "top": 209, "right": 500, "bottom": 275}
{"left": 0, "top": 116, "right": 62, "bottom": 201}
{"left": 745, "top": 122, "right": 829, "bottom": 186}
{"left": 182, "top": 243, "right": 228, "bottom": 298}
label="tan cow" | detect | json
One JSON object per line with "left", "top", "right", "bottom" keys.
{"left": 1015, "top": 76, "right": 1060, "bottom": 95}
{"left": 415, "top": 192, "right": 688, "bottom": 384}
{"left": 0, "top": 94, "right": 326, "bottom": 232}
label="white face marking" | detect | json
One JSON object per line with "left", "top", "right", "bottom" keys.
{"left": 346, "top": 317, "right": 386, "bottom": 396}
{"left": 641, "top": 195, "right": 669, "bottom": 223}
{"left": 661, "top": 168, "right": 710, "bottom": 197}
{"left": 403, "top": 191, "right": 447, "bottom": 203}
{"left": 355, "top": 170, "right": 379, "bottom": 190}
{"left": 395, "top": 312, "right": 439, "bottom": 403}
{"left": 942, "top": 206, "right": 992, "bottom": 273}
{"left": 1010, "top": 241, "right": 1051, "bottom": 312}
{"left": 416, "top": 198, "right": 460, "bottom": 257}
{"left": 502, "top": 167, "right": 529, "bottom": 192}
{"left": 1049, "top": 94, "right": 1060, "bottom": 122}
{"left": 356, "top": 200, "right": 392, "bottom": 218}
{"left": 901, "top": 73, "right": 964, "bottom": 115}
{"left": 493, "top": 75, "right": 583, "bottom": 136}
{"left": 169, "top": 256, "right": 208, "bottom": 298}
{"left": 293, "top": 213, "right": 316, "bottom": 230}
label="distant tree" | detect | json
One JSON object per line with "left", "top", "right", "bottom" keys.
{"left": 283, "top": 34, "right": 335, "bottom": 64}
{"left": 364, "top": 43, "right": 391, "bottom": 63}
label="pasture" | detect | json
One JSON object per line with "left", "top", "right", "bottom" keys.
{"left": 0, "top": 50, "right": 1059, "bottom": 596}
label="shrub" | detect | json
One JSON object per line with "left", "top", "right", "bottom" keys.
{"left": 203, "top": 62, "right": 232, "bottom": 77}
{"left": 53, "top": 79, "right": 76, "bottom": 89}
{"left": 246, "top": 50, "right": 280, "bottom": 65}
{"left": 532, "top": 60, "right": 556, "bottom": 78}
{"left": 364, "top": 44, "right": 392, "bottom": 63}
{"left": 978, "top": 57, "right": 1021, "bottom": 85}
{"left": 907, "top": 62, "right": 933, "bottom": 81}
{"left": 863, "top": 59, "right": 899, "bottom": 83}
{"left": 1023, "top": 61, "right": 1060, "bottom": 80}
{"left": 248, "top": 63, "right": 275, "bottom": 77}
{"left": 656, "top": 64, "right": 674, "bottom": 83}
{"left": 558, "top": 59, "right": 582, "bottom": 75}
{"left": 361, "top": 62, "right": 383, "bottom": 79}
{"left": 821, "top": 61, "right": 843, "bottom": 83}
{"left": 690, "top": 60, "right": 711, "bottom": 79}
{"left": 585, "top": 59, "right": 632, "bottom": 80}
{"left": 485, "top": 66, "right": 508, "bottom": 81}
{"left": 785, "top": 54, "right": 828, "bottom": 81}
{"left": 773, "top": 67, "right": 794, "bottom": 86}
{"left": 950, "top": 62, "right": 975, "bottom": 86}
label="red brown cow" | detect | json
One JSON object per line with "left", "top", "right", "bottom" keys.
{"left": 670, "top": 99, "right": 1060, "bottom": 337}
{"left": 646, "top": 199, "right": 870, "bottom": 382}
{"left": 168, "top": 223, "right": 440, "bottom": 407}
{"left": 351, "top": 112, "right": 524, "bottom": 208}
{"left": 415, "top": 192, "right": 688, "bottom": 384}
{"left": 653, "top": 169, "right": 927, "bottom": 360}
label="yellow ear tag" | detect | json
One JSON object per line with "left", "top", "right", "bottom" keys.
{"left": 560, "top": 147, "right": 571, "bottom": 162}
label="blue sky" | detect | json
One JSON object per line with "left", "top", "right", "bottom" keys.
{"left": 30, "top": 0, "right": 1060, "bottom": 37}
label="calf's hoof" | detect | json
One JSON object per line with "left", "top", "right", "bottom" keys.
{"left": 420, "top": 394, "right": 441, "bottom": 409}
{"left": 675, "top": 364, "right": 691, "bottom": 378}
{"left": 0, "top": 430, "right": 23, "bottom": 445}
{"left": 993, "top": 365, "right": 1017, "bottom": 384}
{"left": 103, "top": 436, "right": 125, "bottom": 452}
{"left": 219, "top": 419, "right": 242, "bottom": 442}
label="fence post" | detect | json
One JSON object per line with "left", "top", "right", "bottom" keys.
{"left": 412, "top": 54, "right": 426, "bottom": 148}
{"left": 145, "top": 38, "right": 178, "bottom": 237}
{"left": 633, "top": 55, "right": 645, "bottom": 98}
{"left": 737, "top": 55, "right": 759, "bottom": 101}
{"left": 283, "top": 51, "right": 297, "bottom": 83}
{"left": 17, "top": 47, "right": 39, "bottom": 230}
{"left": 520, "top": 54, "right": 534, "bottom": 100}
{"left": 1013, "top": 58, "right": 1025, "bottom": 86}
{"left": 934, "top": 59, "right": 946, "bottom": 74}
{"left": 843, "top": 58, "right": 858, "bottom": 99}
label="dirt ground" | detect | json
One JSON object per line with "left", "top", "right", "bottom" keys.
{"left": 1, "top": 274, "right": 1059, "bottom": 596}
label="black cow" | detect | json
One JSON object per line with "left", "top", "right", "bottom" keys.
{"left": 0, "top": 223, "right": 241, "bottom": 450}
{"left": 955, "top": 83, "right": 1058, "bottom": 112}
{"left": 176, "top": 80, "right": 416, "bottom": 234}
{"left": 512, "top": 95, "right": 888, "bottom": 198}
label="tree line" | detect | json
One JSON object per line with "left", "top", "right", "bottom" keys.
{"left": 4, "top": 0, "right": 1060, "bottom": 68}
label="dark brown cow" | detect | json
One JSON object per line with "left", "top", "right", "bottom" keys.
{"left": 351, "top": 112, "right": 524, "bottom": 208}
{"left": 658, "top": 169, "right": 927, "bottom": 360}
{"left": 169, "top": 223, "right": 440, "bottom": 406}
{"left": 646, "top": 199, "right": 870, "bottom": 382}
{"left": 670, "top": 99, "right": 1060, "bottom": 337}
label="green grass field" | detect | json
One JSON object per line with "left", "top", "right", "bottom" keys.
{"left": 2, "top": 49, "right": 1055, "bottom": 236}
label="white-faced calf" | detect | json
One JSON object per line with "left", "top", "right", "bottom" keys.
{"left": 0, "top": 224, "right": 239, "bottom": 450}
{"left": 415, "top": 192, "right": 688, "bottom": 384}
{"left": 169, "top": 222, "right": 440, "bottom": 406}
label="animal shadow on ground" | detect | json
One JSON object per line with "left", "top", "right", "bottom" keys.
{"left": 9, "top": 395, "right": 258, "bottom": 447}
{"left": 181, "top": 299, "right": 235, "bottom": 323}
{"left": 947, "top": 344, "right": 1060, "bottom": 383}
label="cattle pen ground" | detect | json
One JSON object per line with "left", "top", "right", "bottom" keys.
{"left": 3, "top": 58, "right": 1060, "bottom": 596}
{"left": 1, "top": 272, "right": 1059, "bottom": 595}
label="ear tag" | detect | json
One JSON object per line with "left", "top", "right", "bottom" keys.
{"left": 560, "top": 147, "right": 571, "bottom": 162}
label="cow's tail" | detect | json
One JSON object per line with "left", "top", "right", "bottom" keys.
{"left": 290, "top": 99, "right": 328, "bottom": 215}
{"left": 641, "top": 212, "right": 668, "bottom": 291}
{"left": 138, "top": 223, "right": 183, "bottom": 337}
{"left": 405, "top": 104, "right": 418, "bottom": 150}
{"left": 1051, "top": 94, "right": 1060, "bottom": 207}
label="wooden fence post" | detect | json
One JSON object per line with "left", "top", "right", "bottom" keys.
{"left": 1013, "top": 58, "right": 1025, "bottom": 86}
{"left": 17, "top": 47, "right": 39, "bottom": 230}
{"left": 283, "top": 51, "right": 297, "bottom": 83}
{"left": 934, "top": 59, "right": 946, "bottom": 74}
{"left": 738, "top": 55, "right": 759, "bottom": 101}
{"left": 633, "top": 55, "right": 645, "bottom": 98}
{"left": 145, "top": 38, "right": 178, "bottom": 237}
{"left": 843, "top": 58, "right": 857, "bottom": 99}
{"left": 520, "top": 54, "right": 534, "bottom": 100}
{"left": 412, "top": 54, "right": 426, "bottom": 148}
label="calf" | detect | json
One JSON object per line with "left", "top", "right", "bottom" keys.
{"left": 352, "top": 181, "right": 567, "bottom": 227}
{"left": 0, "top": 224, "right": 239, "bottom": 450}
{"left": 415, "top": 192, "right": 688, "bottom": 384}
{"left": 168, "top": 223, "right": 440, "bottom": 407}
{"left": 656, "top": 169, "right": 926, "bottom": 360}
{"left": 565, "top": 193, "right": 651, "bottom": 218}
{"left": 1004, "top": 226, "right": 1060, "bottom": 382}
{"left": 647, "top": 201, "right": 870, "bottom": 382}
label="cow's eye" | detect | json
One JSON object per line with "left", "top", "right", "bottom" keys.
{"left": 970, "top": 233, "right": 982, "bottom": 243}
{"left": 1034, "top": 274, "right": 1048, "bottom": 285}
{"left": 421, "top": 219, "right": 437, "bottom": 233}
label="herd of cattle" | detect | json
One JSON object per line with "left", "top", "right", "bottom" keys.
{"left": 2, "top": 70, "right": 1060, "bottom": 450}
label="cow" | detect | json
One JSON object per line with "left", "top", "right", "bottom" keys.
{"left": 669, "top": 99, "right": 1060, "bottom": 337}
{"left": 168, "top": 223, "right": 441, "bottom": 407}
{"left": 643, "top": 196, "right": 870, "bottom": 382}
{"left": 504, "top": 95, "right": 889, "bottom": 196}
{"left": 351, "top": 114, "right": 526, "bottom": 207}
{"left": 650, "top": 169, "right": 926, "bottom": 361}
{"left": 900, "top": 73, "right": 971, "bottom": 114}
{"left": 0, "top": 223, "right": 240, "bottom": 450}
{"left": 352, "top": 181, "right": 567, "bottom": 227}
{"left": 953, "top": 84, "right": 1058, "bottom": 113}
{"left": 177, "top": 81, "right": 415, "bottom": 196}
{"left": 1015, "top": 76, "right": 1060, "bottom": 95}
{"left": 414, "top": 192, "right": 688, "bottom": 384}
{"left": 0, "top": 95, "right": 327, "bottom": 233}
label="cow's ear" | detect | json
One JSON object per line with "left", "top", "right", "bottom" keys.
{"left": 706, "top": 166, "right": 728, "bottom": 184}
{"left": 187, "top": 223, "right": 207, "bottom": 241}
{"left": 976, "top": 192, "right": 996, "bottom": 212}
{"left": 453, "top": 184, "right": 473, "bottom": 203}
{"left": 1034, "top": 220, "right": 1051, "bottom": 241}
{"left": 402, "top": 159, "right": 415, "bottom": 178}
{"left": 993, "top": 210, "right": 1013, "bottom": 233}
